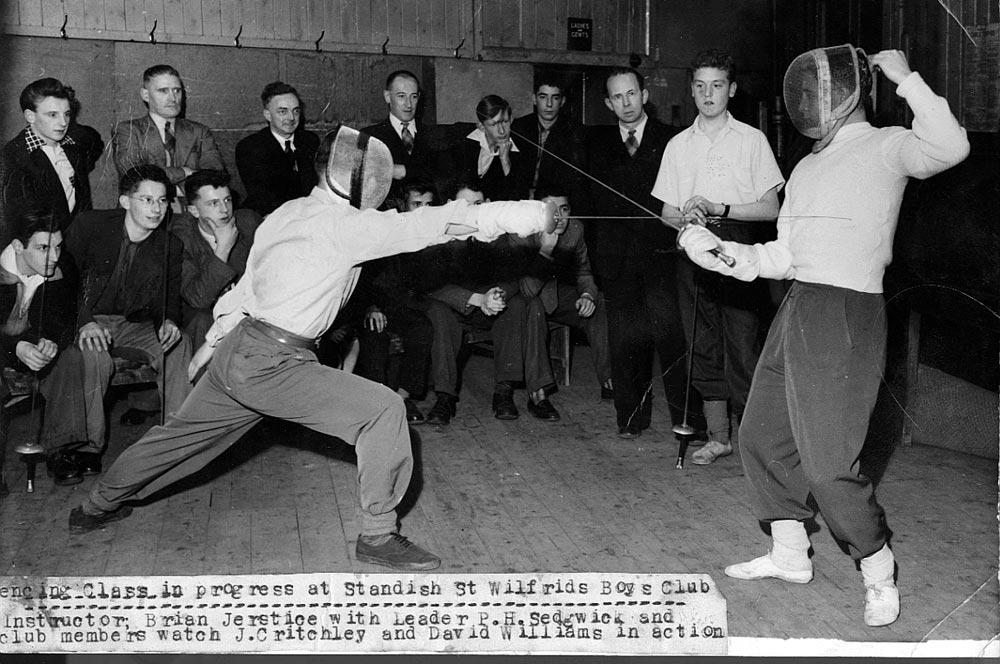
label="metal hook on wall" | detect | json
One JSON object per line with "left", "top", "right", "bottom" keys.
{"left": 59, "top": 14, "right": 68, "bottom": 39}
{"left": 381, "top": 36, "right": 389, "bottom": 55}
{"left": 453, "top": 38, "right": 465, "bottom": 59}
{"left": 315, "top": 30, "right": 325, "bottom": 53}
{"left": 149, "top": 19, "right": 157, "bottom": 44}
{"left": 234, "top": 24, "right": 243, "bottom": 48}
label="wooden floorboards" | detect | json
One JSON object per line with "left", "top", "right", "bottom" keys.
{"left": 0, "top": 347, "right": 996, "bottom": 644}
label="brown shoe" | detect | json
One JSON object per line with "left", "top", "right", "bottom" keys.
{"left": 356, "top": 533, "right": 441, "bottom": 570}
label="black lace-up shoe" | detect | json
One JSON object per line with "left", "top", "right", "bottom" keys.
{"left": 356, "top": 533, "right": 441, "bottom": 570}
{"left": 425, "top": 393, "right": 457, "bottom": 425}
{"left": 69, "top": 505, "right": 133, "bottom": 533}
{"left": 48, "top": 452, "right": 83, "bottom": 486}
{"left": 404, "top": 398, "right": 425, "bottom": 424}
{"left": 492, "top": 389, "right": 519, "bottom": 420}
{"left": 527, "top": 398, "right": 560, "bottom": 421}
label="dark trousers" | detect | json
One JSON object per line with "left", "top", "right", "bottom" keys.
{"left": 426, "top": 293, "right": 553, "bottom": 396}
{"left": 86, "top": 318, "right": 411, "bottom": 536}
{"left": 676, "top": 258, "right": 766, "bottom": 415}
{"left": 739, "top": 281, "right": 889, "bottom": 560}
{"left": 602, "top": 253, "right": 695, "bottom": 431}
{"left": 546, "top": 285, "right": 612, "bottom": 386}
{"left": 356, "top": 307, "right": 433, "bottom": 400}
{"left": 39, "top": 346, "right": 113, "bottom": 453}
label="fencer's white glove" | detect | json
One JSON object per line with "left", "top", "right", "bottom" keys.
{"left": 471, "top": 200, "right": 554, "bottom": 238}
{"left": 677, "top": 224, "right": 760, "bottom": 281}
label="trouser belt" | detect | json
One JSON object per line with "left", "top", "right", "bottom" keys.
{"left": 247, "top": 318, "right": 318, "bottom": 350}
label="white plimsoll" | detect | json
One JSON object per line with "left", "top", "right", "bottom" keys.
{"left": 724, "top": 554, "right": 814, "bottom": 584}
{"left": 863, "top": 581, "right": 900, "bottom": 627}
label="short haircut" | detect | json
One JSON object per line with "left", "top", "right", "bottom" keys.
{"left": 184, "top": 169, "right": 231, "bottom": 203}
{"left": 12, "top": 207, "right": 60, "bottom": 245}
{"left": 534, "top": 73, "right": 566, "bottom": 95}
{"left": 690, "top": 49, "right": 737, "bottom": 85}
{"left": 534, "top": 183, "right": 569, "bottom": 203}
{"left": 142, "top": 64, "right": 181, "bottom": 84}
{"left": 261, "top": 81, "right": 300, "bottom": 106}
{"left": 401, "top": 178, "right": 438, "bottom": 201}
{"left": 385, "top": 70, "right": 420, "bottom": 90}
{"left": 19, "top": 78, "right": 74, "bottom": 112}
{"left": 118, "top": 164, "right": 173, "bottom": 198}
{"left": 449, "top": 176, "right": 484, "bottom": 201}
{"left": 475, "top": 95, "right": 511, "bottom": 123}
{"left": 604, "top": 67, "right": 645, "bottom": 97}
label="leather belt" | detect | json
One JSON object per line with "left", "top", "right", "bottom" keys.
{"left": 247, "top": 318, "right": 318, "bottom": 350}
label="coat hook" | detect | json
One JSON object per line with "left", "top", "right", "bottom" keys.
{"left": 148, "top": 19, "right": 157, "bottom": 44}
{"left": 234, "top": 24, "right": 243, "bottom": 48}
{"left": 314, "top": 30, "right": 325, "bottom": 52}
{"left": 453, "top": 37, "right": 465, "bottom": 59}
{"left": 381, "top": 36, "right": 389, "bottom": 55}
{"left": 59, "top": 14, "right": 68, "bottom": 39}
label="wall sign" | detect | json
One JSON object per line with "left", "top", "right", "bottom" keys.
{"left": 568, "top": 18, "right": 592, "bottom": 51}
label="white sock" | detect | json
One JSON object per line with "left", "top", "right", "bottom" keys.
{"left": 770, "top": 519, "right": 811, "bottom": 571}
{"left": 860, "top": 543, "right": 895, "bottom": 586}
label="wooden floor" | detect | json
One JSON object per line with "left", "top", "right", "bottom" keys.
{"left": 1, "top": 347, "right": 997, "bottom": 645}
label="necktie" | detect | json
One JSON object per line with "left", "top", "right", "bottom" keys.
{"left": 163, "top": 120, "right": 176, "bottom": 167}
{"left": 625, "top": 129, "right": 638, "bottom": 157}
{"left": 529, "top": 125, "right": 549, "bottom": 198}
{"left": 51, "top": 145, "right": 77, "bottom": 211}
{"left": 400, "top": 122, "right": 414, "bottom": 154}
{"left": 285, "top": 139, "right": 298, "bottom": 172}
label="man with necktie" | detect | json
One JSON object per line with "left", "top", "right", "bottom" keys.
{"left": 112, "top": 64, "right": 226, "bottom": 211}
{"left": 235, "top": 81, "right": 320, "bottom": 217}
{"left": 585, "top": 67, "right": 698, "bottom": 440}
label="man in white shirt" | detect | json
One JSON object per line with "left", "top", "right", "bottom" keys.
{"left": 678, "top": 47, "right": 969, "bottom": 627}
{"left": 70, "top": 126, "right": 555, "bottom": 571}
{"left": 653, "top": 50, "right": 785, "bottom": 464}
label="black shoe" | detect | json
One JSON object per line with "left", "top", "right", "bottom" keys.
{"left": 356, "top": 532, "right": 441, "bottom": 570}
{"left": 120, "top": 408, "right": 157, "bottom": 425}
{"left": 527, "top": 398, "right": 560, "bottom": 421}
{"left": 68, "top": 505, "right": 133, "bottom": 533}
{"left": 47, "top": 452, "right": 83, "bottom": 486}
{"left": 403, "top": 398, "right": 425, "bottom": 424}
{"left": 617, "top": 424, "right": 642, "bottom": 440}
{"left": 492, "top": 390, "right": 519, "bottom": 420}
{"left": 425, "top": 393, "right": 456, "bottom": 425}
{"left": 600, "top": 385, "right": 615, "bottom": 401}
{"left": 70, "top": 450, "right": 103, "bottom": 475}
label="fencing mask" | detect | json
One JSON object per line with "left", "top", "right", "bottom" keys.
{"left": 783, "top": 43, "right": 871, "bottom": 153}
{"left": 325, "top": 125, "right": 394, "bottom": 209}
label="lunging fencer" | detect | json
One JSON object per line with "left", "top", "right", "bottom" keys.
{"left": 69, "top": 126, "right": 557, "bottom": 571}
{"left": 677, "top": 47, "right": 968, "bottom": 625}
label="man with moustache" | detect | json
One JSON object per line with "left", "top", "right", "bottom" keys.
{"left": 113, "top": 64, "right": 226, "bottom": 208}
{"left": 236, "top": 81, "right": 320, "bottom": 217}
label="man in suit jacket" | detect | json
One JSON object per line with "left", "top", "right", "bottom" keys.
{"left": 503, "top": 187, "right": 611, "bottom": 398}
{"left": 586, "top": 67, "right": 699, "bottom": 440}
{"left": 66, "top": 164, "right": 192, "bottom": 435}
{"left": 511, "top": 75, "right": 588, "bottom": 204}
{"left": 0, "top": 78, "right": 93, "bottom": 242}
{"left": 235, "top": 81, "right": 319, "bottom": 217}
{"left": 361, "top": 70, "right": 436, "bottom": 210}
{"left": 112, "top": 64, "right": 225, "bottom": 209}
{"left": 171, "top": 170, "right": 260, "bottom": 349}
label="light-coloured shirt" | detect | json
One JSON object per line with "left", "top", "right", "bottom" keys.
{"left": 651, "top": 112, "right": 784, "bottom": 209}
{"left": 466, "top": 127, "right": 519, "bottom": 177}
{"left": 206, "top": 187, "right": 546, "bottom": 345}
{"left": 39, "top": 143, "right": 77, "bottom": 212}
{"left": 389, "top": 114, "right": 417, "bottom": 140}
{"left": 0, "top": 244, "right": 46, "bottom": 318}
{"left": 618, "top": 114, "right": 648, "bottom": 146}
{"left": 745, "top": 72, "right": 969, "bottom": 293}
{"left": 271, "top": 129, "right": 295, "bottom": 152}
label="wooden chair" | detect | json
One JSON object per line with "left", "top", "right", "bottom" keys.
{"left": 464, "top": 322, "right": 572, "bottom": 386}
{"left": 0, "top": 357, "right": 159, "bottom": 493}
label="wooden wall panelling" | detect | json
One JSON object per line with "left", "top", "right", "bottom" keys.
{"left": 535, "top": 0, "right": 556, "bottom": 50}
{"left": 219, "top": 0, "right": 240, "bottom": 45}
{"left": 287, "top": 0, "right": 308, "bottom": 41}
{"left": 84, "top": 0, "right": 105, "bottom": 30}
{"left": 201, "top": 0, "right": 221, "bottom": 37}
{"left": 104, "top": 0, "right": 126, "bottom": 31}
{"left": 162, "top": 0, "right": 183, "bottom": 35}
{"left": 143, "top": 0, "right": 164, "bottom": 32}
{"left": 122, "top": 0, "right": 144, "bottom": 32}
{"left": 17, "top": 1, "right": 41, "bottom": 27}
{"left": 181, "top": 0, "right": 203, "bottom": 35}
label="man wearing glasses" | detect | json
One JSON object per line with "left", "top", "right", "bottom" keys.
{"left": 64, "top": 164, "right": 192, "bottom": 472}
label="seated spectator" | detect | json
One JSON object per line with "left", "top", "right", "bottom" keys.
{"left": 66, "top": 164, "right": 192, "bottom": 429}
{"left": 1, "top": 78, "right": 92, "bottom": 241}
{"left": 0, "top": 208, "right": 111, "bottom": 485}
{"left": 355, "top": 179, "right": 439, "bottom": 423}
{"left": 422, "top": 181, "right": 559, "bottom": 425}
{"left": 501, "top": 185, "right": 613, "bottom": 400}
{"left": 235, "top": 81, "right": 319, "bottom": 216}
{"left": 171, "top": 170, "right": 261, "bottom": 349}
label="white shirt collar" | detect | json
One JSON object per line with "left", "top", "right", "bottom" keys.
{"left": 618, "top": 113, "right": 649, "bottom": 145}
{"left": 148, "top": 112, "right": 175, "bottom": 140}
{"left": 0, "top": 243, "right": 47, "bottom": 313}
{"left": 467, "top": 127, "right": 519, "bottom": 177}
{"left": 271, "top": 129, "right": 295, "bottom": 149}
{"left": 389, "top": 114, "right": 417, "bottom": 137}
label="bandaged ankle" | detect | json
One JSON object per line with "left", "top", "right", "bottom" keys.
{"left": 770, "top": 519, "right": 811, "bottom": 570}
{"left": 860, "top": 543, "right": 895, "bottom": 586}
